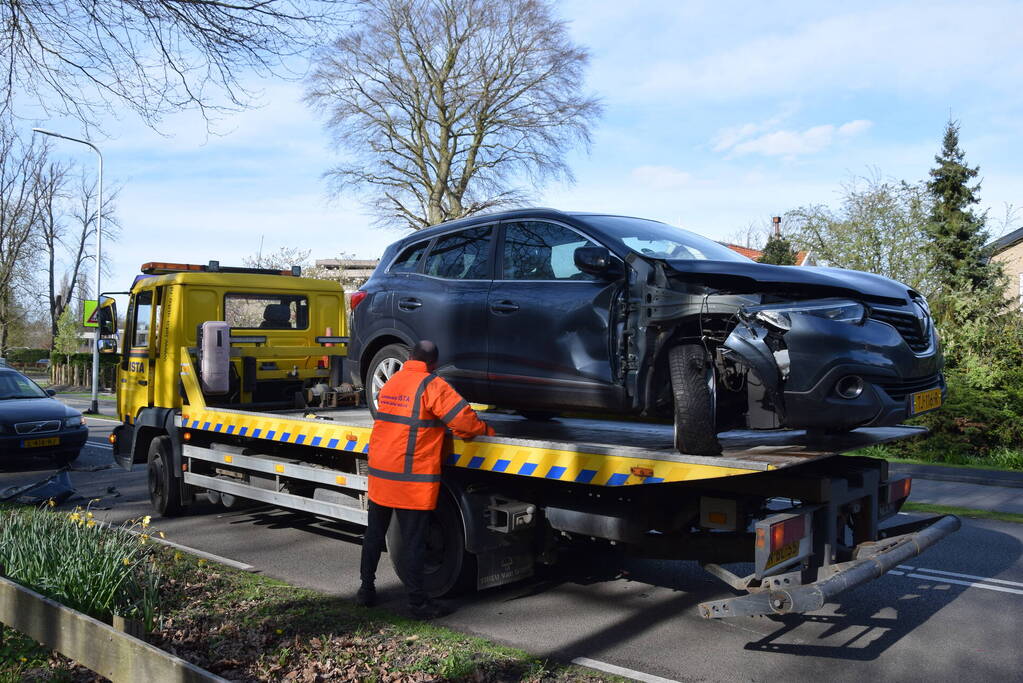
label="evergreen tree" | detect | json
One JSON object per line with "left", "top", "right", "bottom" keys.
{"left": 758, "top": 234, "right": 797, "bottom": 265}
{"left": 925, "top": 120, "right": 998, "bottom": 294}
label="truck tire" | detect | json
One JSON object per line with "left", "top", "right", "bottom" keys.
{"left": 147, "top": 436, "right": 185, "bottom": 517}
{"left": 366, "top": 343, "right": 411, "bottom": 418}
{"left": 669, "top": 344, "right": 722, "bottom": 456}
{"left": 387, "top": 491, "right": 475, "bottom": 598}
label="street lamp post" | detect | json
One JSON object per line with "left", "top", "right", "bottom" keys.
{"left": 33, "top": 128, "right": 103, "bottom": 415}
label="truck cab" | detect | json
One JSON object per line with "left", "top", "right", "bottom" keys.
{"left": 112, "top": 261, "right": 348, "bottom": 470}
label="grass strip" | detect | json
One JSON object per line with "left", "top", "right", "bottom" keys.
{"left": 1, "top": 508, "right": 620, "bottom": 682}
{"left": 902, "top": 502, "right": 1023, "bottom": 524}
{"left": 845, "top": 445, "right": 1023, "bottom": 472}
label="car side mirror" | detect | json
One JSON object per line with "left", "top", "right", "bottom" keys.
{"left": 46, "top": 389, "right": 56, "bottom": 396}
{"left": 574, "top": 246, "right": 619, "bottom": 278}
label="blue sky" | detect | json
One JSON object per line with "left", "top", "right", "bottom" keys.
{"left": 29, "top": 0, "right": 1023, "bottom": 296}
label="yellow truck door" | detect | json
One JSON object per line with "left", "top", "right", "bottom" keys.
{"left": 117, "top": 287, "right": 162, "bottom": 422}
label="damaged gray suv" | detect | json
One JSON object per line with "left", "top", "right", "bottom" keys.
{"left": 347, "top": 208, "right": 945, "bottom": 455}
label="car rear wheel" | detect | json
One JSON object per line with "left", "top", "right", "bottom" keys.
{"left": 366, "top": 343, "right": 410, "bottom": 418}
{"left": 669, "top": 344, "right": 722, "bottom": 456}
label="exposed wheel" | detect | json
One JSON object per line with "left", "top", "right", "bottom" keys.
{"left": 669, "top": 344, "right": 722, "bottom": 456}
{"left": 518, "top": 411, "right": 558, "bottom": 422}
{"left": 387, "top": 491, "right": 475, "bottom": 598}
{"left": 147, "top": 436, "right": 184, "bottom": 516}
{"left": 366, "top": 343, "right": 410, "bottom": 418}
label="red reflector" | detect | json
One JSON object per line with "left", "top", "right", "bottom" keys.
{"left": 350, "top": 290, "right": 368, "bottom": 310}
{"left": 770, "top": 516, "right": 805, "bottom": 551}
{"left": 889, "top": 477, "right": 912, "bottom": 502}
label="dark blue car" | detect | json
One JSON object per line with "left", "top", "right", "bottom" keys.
{"left": 346, "top": 208, "right": 944, "bottom": 455}
{"left": 0, "top": 368, "right": 88, "bottom": 465}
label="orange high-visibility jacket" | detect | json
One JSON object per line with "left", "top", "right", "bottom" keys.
{"left": 367, "top": 360, "right": 495, "bottom": 510}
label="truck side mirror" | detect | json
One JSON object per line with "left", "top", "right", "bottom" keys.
{"left": 97, "top": 339, "right": 117, "bottom": 354}
{"left": 574, "top": 246, "right": 619, "bottom": 278}
{"left": 98, "top": 296, "right": 117, "bottom": 336}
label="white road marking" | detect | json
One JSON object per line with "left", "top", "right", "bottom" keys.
{"left": 572, "top": 657, "right": 680, "bottom": 683}
{"left": 899, "top": 565, "right": 1023, "bottom": 589}
{"left": 903, "top": 572, "right": 1023, "bottom": 595}
{"left": 84, "top": 415, "right": 121, "bottom": 423}
{"left": 86, "top": 442, "right": 113, "bottom": 450}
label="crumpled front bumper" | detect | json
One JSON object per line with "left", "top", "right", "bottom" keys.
{"left": 723, "top": 312, "right": 944, "bottom": 431}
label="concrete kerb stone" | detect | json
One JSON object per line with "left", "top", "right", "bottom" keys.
{"left": 890, "top": 463, "right": 1023, "bottom": 489}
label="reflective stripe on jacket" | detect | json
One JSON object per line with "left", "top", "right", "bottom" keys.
{"left": 367, "top": 359, "right": 494, "bottom": 510}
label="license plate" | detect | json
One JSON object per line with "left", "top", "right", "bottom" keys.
{"left": 911, "top": 388, "right": 942, "bottom": 415}
{"left": 23, "top": 437, "right": 60, "bottom": 448}
{"left": 765, "top": 541, "right": 800, "bottom": 569}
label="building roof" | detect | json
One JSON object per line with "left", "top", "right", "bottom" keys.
{"left": 988, "top": 226, "right": 1023, "bottom": 255}
{"left": 721, "top": 243, "right": 812, "bottom": 266}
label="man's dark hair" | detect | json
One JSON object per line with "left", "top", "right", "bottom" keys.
{"left": 411, "top": 340, "right": 438, "bottom": 365}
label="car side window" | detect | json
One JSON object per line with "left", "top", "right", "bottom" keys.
{"left": 390, "top": 241, "right": 429, "bottom": 274}
{"left": 502, "top": 222, "right": 599, "bottom": 281}
{"left": 423, "top": 226, "right": 493, "bottom": 279}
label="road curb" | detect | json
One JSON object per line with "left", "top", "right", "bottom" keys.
{"left": 891, "top": 463, "right": 1023, "bottom": 489}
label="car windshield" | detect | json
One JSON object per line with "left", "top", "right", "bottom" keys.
{"left": 579, "top": 215, "right": 751, "bottom": 262}
{"left": 0, "top": 371, "right": 48, "bottom": 399}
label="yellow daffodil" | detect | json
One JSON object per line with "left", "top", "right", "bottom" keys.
{"left": 158, "top": 531, "right": 166, "bottom": 539}
{"left": 197, "top": 559, "right": 207, "bottom": 566}
{"left": 275, "top": 628, "right": 283, "bottom": 635}
{"left": 47, "top": 499, "right": 56, "bottom": 508}
{"left": 86, "top": 511, "right": 94, "bottom": 519}
{"left": 173, "top": 551, "right": 183, "bottom": 561}
{"left": 69, "top": 512, "right": 82, "bottom": 523}
{"left": 140, "top": 534, "right": 150, "bottom": 545}
{"left": 141, "top": 515, "right": 152, "bottom": 528}
{"left": 86, "top": 519, "right": 96, "bottom": 529}
{"left": 122, "top": 557, "right": 131, "bottom": 566}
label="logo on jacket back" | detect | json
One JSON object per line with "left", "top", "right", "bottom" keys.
{"left": 378, "top": 392, "right": 411, "bottom": 410}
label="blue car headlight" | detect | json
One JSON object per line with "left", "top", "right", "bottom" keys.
{"left": 63, "top": 415, "right": 86, "bottom": 428}
{"left": 747, "top": 299, "right": 866, "bottom": 331}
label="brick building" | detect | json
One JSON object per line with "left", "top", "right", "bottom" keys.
{"left": 989, "top": 227, "right": 1023, "bottom": 306}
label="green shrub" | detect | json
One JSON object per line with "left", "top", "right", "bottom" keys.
{"left": 0, "top": 505, "right": 162, "bottom": 629}
{"left": 48, "top": 352, "right": 120, "bottom": 367}
{"left": 4, "top": 348, "right": 50, "bottom": 364}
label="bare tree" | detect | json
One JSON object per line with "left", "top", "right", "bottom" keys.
{"left": 1, "top": 0, "right": 346, "bottom": 131}
{"left": 243, "top": 245, "right": 312, "bottom": 270}
{"left": 0, "top": 129, "right": 47, "bottom": 354}
{"left": 305, "top": 0, "right": 601, "bottom": 230}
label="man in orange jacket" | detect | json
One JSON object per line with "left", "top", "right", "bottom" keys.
{"left": 357, "top": 340, "right": 494, "bottom": 619}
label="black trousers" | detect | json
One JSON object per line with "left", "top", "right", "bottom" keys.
{"left": 360, "top": 500, "right": 431, "bottom": 606}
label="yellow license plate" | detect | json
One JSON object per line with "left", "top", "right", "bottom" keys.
{"left": 911, "top": 388, "right": 942, "bottom": 415}
{"left": 765, "top": 541, "right": 800, "bottom": 569}
{"left": 24, "top": 437, "right": 60, "bottom": 448}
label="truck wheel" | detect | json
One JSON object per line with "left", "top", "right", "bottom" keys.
{"left": 387, "top": 492, "right": 475, "bottom": 597}
{"left": 366, "top": 343, "right": 410, "bottom": 418}
{"left": 669, "top": 344, "right": 722, "bottom": 456}
{"left": 147, "top": 436, "right": 184, "bottom": 517}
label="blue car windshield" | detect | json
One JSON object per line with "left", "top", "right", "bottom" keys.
{"left": 580, "top": 215, "right": 751, "bottom": 262}
{"left": 0, "top": 371, "right": 48, "bottom": 399}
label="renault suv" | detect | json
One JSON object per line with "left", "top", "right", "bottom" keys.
{"left": 346, "top": 209, "right": 944, "bottom": 455}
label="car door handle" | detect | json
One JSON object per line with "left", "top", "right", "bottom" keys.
{"left": 490, "top": 300, "right": 519, "bottom": 313}
{"left": 398, "top": 297, "right": 422, "bottom": 311}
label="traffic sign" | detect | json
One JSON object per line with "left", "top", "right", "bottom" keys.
{"left": 83, "top": 299, "right": 98, "bottom": 327}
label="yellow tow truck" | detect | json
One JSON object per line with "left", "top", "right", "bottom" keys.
{"left": 104, "top": 261, "right": 959, "bottom": 619}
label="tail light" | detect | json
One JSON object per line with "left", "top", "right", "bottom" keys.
{"left": 350, "top": 290, "right": 368, "bottom": 310}
{"left": 888, "top": 477, "right": 912, "bottom": 503}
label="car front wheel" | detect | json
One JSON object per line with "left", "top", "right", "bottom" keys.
{"left": 366, "top": 343, "right": 411, "bottom": 418}
{"left": 669, "top": 344, "right": 722, "bottom": 456}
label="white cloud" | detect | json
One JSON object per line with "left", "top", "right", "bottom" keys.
{"left": 716, "top": 119, "right": 872, "bottom": 158}
{"left": 631, "top": 165, "right": 692, "bottom": 190}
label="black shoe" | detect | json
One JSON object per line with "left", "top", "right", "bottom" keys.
{"left": 356, "top": 585, "right": 377, "bottom": 607}
{"left": 409, "top": 600, "right": 451, "bottom": 620}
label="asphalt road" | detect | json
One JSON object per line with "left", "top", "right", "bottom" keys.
{"left": 3, "top": 417, "right": 1022, "bottom": 682}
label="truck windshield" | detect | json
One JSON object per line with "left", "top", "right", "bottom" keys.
{"left": 580, "top": 215, "right": 751, "bottom": 262}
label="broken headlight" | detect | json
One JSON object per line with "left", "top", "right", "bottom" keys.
{"left": 747, "top": 299, "right": 866, "bottom": 331}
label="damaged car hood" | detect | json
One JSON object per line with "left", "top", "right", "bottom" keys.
{"left": 661, "top": 260, "right": 912, "bottom": 305}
